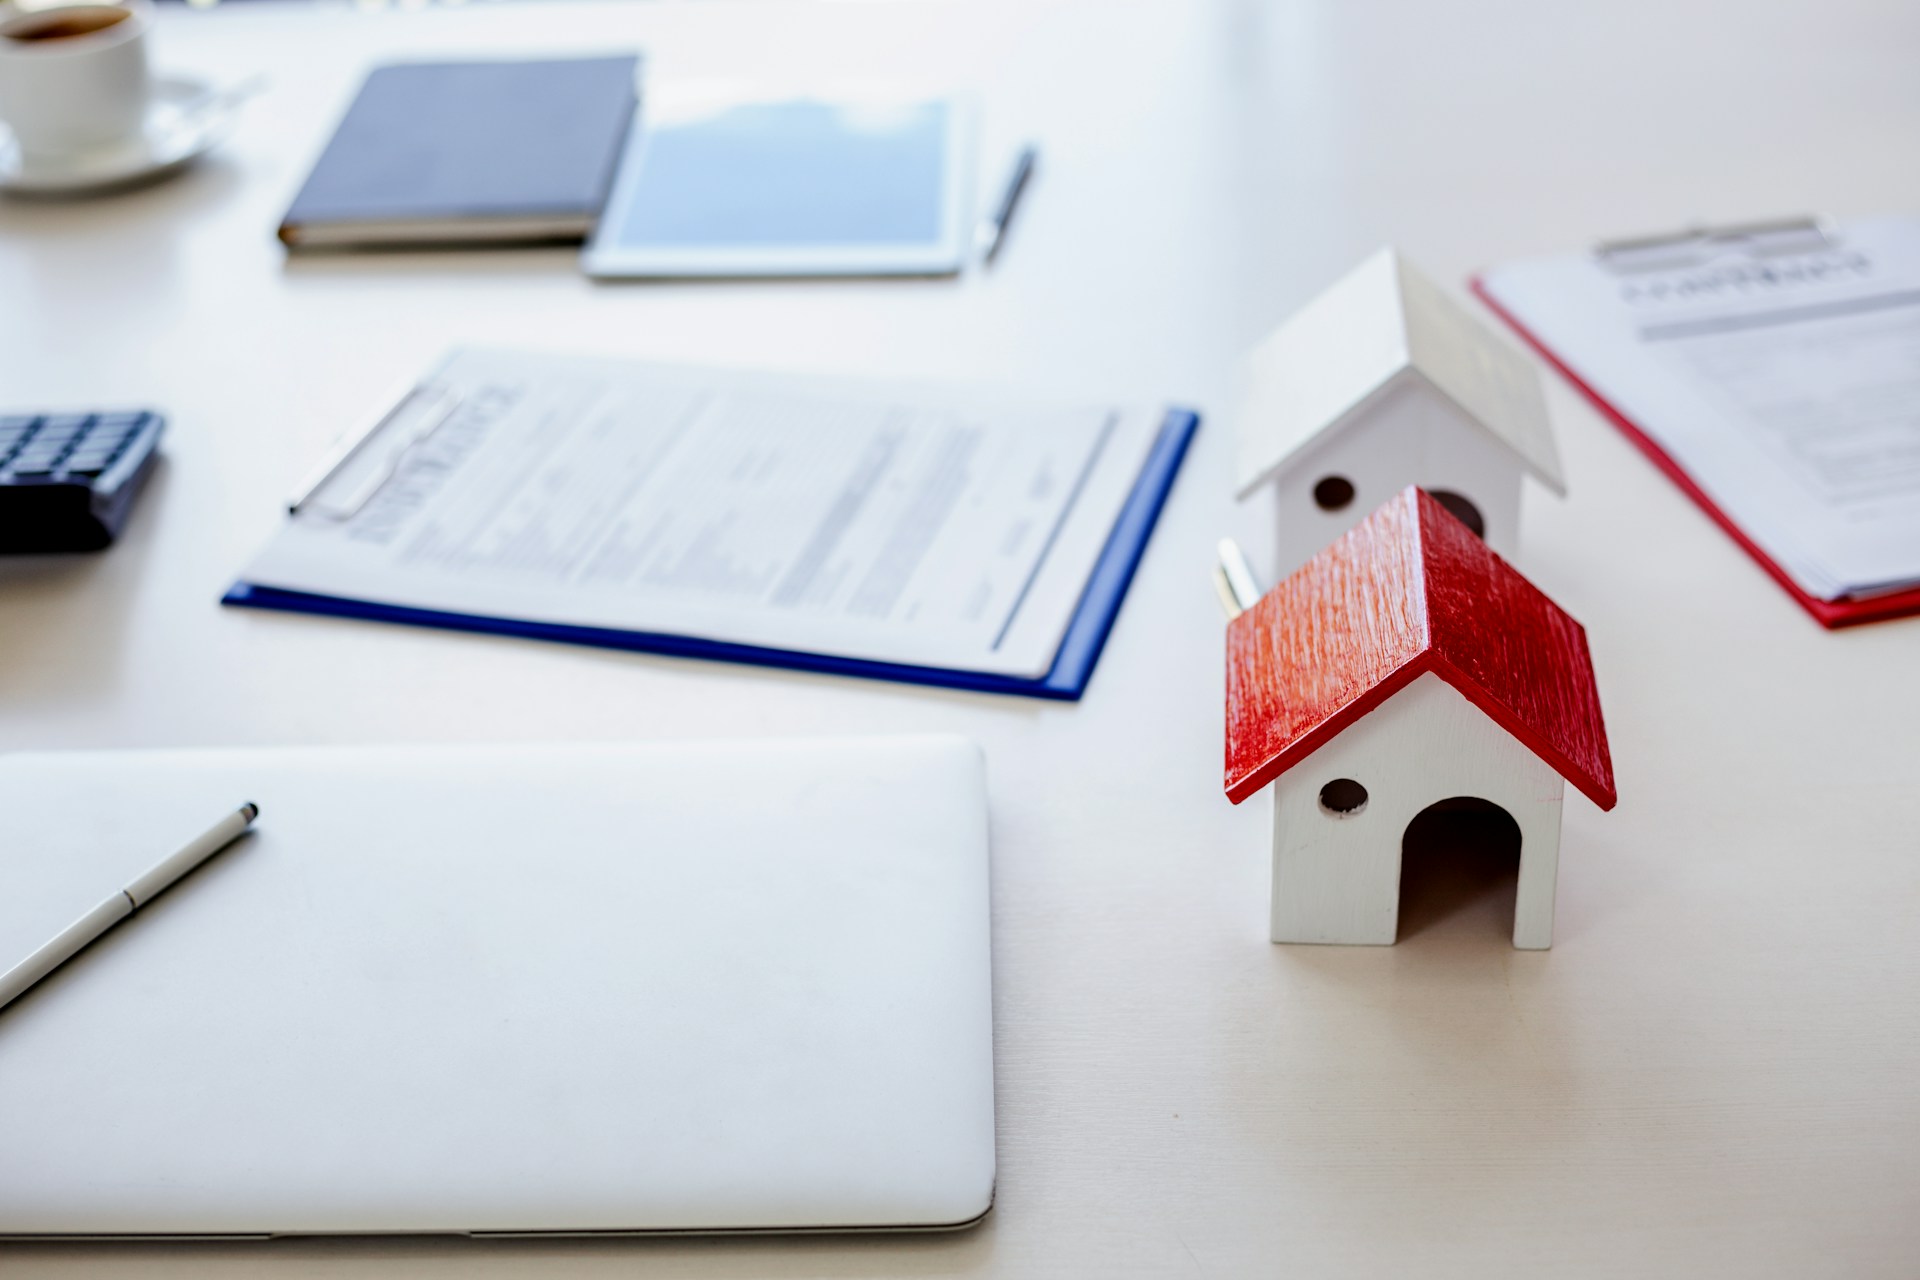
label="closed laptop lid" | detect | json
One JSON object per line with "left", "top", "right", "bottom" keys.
{"left": 0, "top": 737, "right": 994, "bottom": 1237}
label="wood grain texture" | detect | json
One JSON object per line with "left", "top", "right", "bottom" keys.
{"left": 1226, "top": 487, "right": 1616, "bottom": 809}
{"left": 1417, "top": 488, "right": 1616, "bottom": 809}
{"left": 1225, "top": 487, "right": 1430, "bottom": 801}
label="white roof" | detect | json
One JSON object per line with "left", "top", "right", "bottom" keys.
{"left": 1233, "top": 248, "right": 1564, "bottom": 499}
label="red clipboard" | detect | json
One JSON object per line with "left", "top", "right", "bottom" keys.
{"left": 1471, "top": 275, "right": 1920, "bottom": 630}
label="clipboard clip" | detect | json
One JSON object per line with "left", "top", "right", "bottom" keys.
{"left": 1594, "top": 215, "right": 1835, "bottom": 273}
{"left": 288, "top": 383, "right": 462, "bottom": 520}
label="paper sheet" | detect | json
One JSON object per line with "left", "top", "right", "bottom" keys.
{"left": 1482, "top": 216, "right": 1920, "bottom": 600}
{"left": 241, "top": 348, "right": 1161, "bottom": 677}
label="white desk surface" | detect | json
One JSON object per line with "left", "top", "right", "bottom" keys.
{"left": 3, "top": 0, "right": 1917, "bottom": 1274}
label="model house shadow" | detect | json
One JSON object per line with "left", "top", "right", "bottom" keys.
{"left": 1216, "top": 810, "right": 1585, "bottom": 1219}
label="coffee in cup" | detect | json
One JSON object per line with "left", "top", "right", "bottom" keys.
{"left": 0, "top": 1, "right": 153, "bottom": 159}
{"left": 5, "top": 7, "right": 132, "bottom": 42}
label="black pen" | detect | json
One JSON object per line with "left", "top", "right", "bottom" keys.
{"left": 977, "top": 145, "right": 1038, "bottom": 266}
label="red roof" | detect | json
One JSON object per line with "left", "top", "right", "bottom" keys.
{"left": 1224, "top": 487, "right": 1616, "bottom": 809}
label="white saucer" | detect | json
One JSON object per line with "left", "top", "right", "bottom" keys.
{"left": 0, "top": 75, "right": 246, "bottom": 197}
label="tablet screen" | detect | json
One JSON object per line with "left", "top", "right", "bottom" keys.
{"left": 585, "top": 95, "right": 972, "bottom": 277}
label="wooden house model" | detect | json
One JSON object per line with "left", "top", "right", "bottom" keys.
{"left": 1234, "top": 248, "right": 1564, "bottom": 575}
{"left": 1223, "top": 487, "right": 1616, "bottom": 950}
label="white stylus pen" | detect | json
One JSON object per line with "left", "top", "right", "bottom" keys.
{"left": 0, "top": 802, "right": 259, "bottom": 1014}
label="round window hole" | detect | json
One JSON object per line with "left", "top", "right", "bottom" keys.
{"left": 1312, "top": 475, "right": 1355, "bottom": 511}
{"left": 1429, "top": 489, "right": 1485, "bottom": 539}
{"left": 1318, "top": 778, "right": 1369, "bottom": 816}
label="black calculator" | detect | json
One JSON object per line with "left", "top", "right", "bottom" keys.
{"left": 0, "top": 411, "right": 164, "bottom": 554}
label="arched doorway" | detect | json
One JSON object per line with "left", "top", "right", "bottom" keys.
{"left": 1397, "top": 796, "right": 1521, "bottom": 941}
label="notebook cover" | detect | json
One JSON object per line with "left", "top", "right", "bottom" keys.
{"left": 279, "top": 56, "right": 640, "bottom": 248}
{"left": 1470, "top": 275, "right": 1920, "bottom": 630}
{"left": 222, "top": 409, "right": 1199, "bottom": 700}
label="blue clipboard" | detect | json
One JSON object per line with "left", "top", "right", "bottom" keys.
{"left": 223, "top": 408, "right": 1199, "bottom": 701}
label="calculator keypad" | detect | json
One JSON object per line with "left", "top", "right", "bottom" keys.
{"left": 0, "top": 412, "right": 155, "bottom": 482}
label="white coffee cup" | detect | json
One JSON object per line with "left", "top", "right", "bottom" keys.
{"left": 0, "top": 0, "right": 152, "bottom": 159}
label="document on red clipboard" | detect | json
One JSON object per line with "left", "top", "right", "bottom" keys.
{"left": 1475, "top": 214, "right": 1920, "bottom": 628}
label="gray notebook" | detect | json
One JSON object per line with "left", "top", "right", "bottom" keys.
{"left": 279, "top": 56, "right": 640, "bottom": 250}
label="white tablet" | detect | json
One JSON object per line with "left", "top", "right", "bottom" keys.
{"left": 583, "top": 92, "right": 975, "bottom": 279}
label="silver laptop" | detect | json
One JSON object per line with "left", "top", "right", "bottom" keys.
{"left": 0, "top": 737, "right": 994, "bottom": 1238}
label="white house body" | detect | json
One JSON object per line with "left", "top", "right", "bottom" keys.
{"left": 1267, "top": 672, "right": 1565, "bottom": 950}
{"left": 1235, "top": 247, "right": 1564, "bottom": 577}
{"left": 1267, "top": 372, "right": 1529, "bottom": 575}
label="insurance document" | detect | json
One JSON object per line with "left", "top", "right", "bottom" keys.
{"left": 238, "top": 348, "right": 1169, "bottom": 678}
{"left": 1481, "top": 215, "right": 1920, "bottom": 602}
